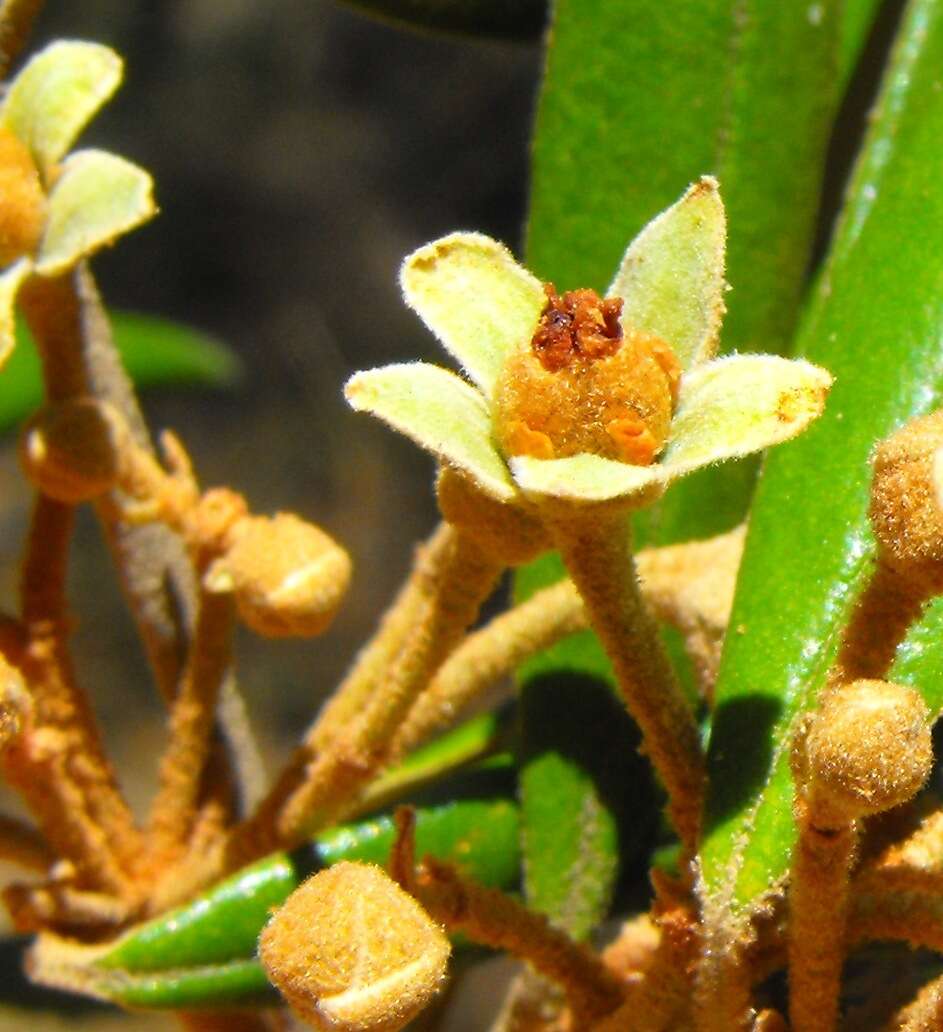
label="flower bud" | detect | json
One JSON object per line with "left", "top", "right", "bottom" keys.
{"left": 204, "top": 512, "right": 351, "bottom": 637}
{"left": 436, "top": 466, "right": 549, "bottom": 565}
{"left": 259, "top": 862, "right": 450, "bottom": 1032}
{"left": 19, "top": 399, "right": 127, "bottom": 503}
{"left": 870, "top": 410, "right": 943, "bottom": 595}
{"left": 801, "top": 680, "right": 931, "bottom": 825}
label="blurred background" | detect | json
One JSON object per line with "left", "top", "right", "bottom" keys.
{"left": 0, "top": 1, "right": 542, "bottom": 1025}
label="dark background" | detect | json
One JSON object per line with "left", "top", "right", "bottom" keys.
{"left": 0, "top": 4, "right": 541, "bottom": 1024}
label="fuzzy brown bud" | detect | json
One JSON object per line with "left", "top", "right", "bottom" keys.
{"left": 436, "top": 467, "right": 549, "bottom": 566}
{"left": 801, "top": 680, "right": 931, "bottom": 825}
{"left": 259, "top": 862, "right": 450, "bottom": 1032}
{"left": 870, "top": 410, "right": 943, "bottom": 595}
{"left": 19, "top": 399, "right": 128, "bottom": 503}
{"left": 204, "top": 512, "right": 351, "bottom": 637}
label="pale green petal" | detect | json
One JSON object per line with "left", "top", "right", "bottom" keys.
{"left": 400, "top": 232, "right": 546, "bottom": 398}
{"left": 35, "top": 151, "right": 156, "bottom": 276}
{"left": 1, "top": 41, "right": 122, "bottom": 174}
{"left": 661, "top": 354, "right": 832, "bottom": 477}
{"left": 510, "top": 453, "right": 663, "bottom": 505}
{"left": 345, "top": 362, "right": 517, "bottom": 501}
{"left": 0, "top": 259, "right": 31, "bottom": 369}
{"left": 608, "top": 176, "right": 726, "bottom": 370}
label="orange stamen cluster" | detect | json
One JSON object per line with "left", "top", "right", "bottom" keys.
{"left": 492, "top": 283, "right": 682, "bottom": 467}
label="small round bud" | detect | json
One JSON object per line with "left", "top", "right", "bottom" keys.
{"left": 259, "top": 862, "right": 450, "bottom": 1032}
{"left": 0, "top": 125, "right": 46, "bottom": 266}
{"left": 436, "top": 467, "right": 549, "bottom": 566}
{"left": 870, "top": 410, "right": 943, "bottom": 594}
{"left": 19, "top": 400, "right": 127, "bottom": 503}
{"left": 803, "top": 680, "right": 931, "bottom": 824}
{"left": 205, "top": 512, "right": 351, "bottom": 637}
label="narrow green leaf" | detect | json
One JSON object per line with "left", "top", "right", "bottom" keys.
{"left": 336, "top": 0, "right": 546, "bottom": 40}
{"left": 98, "top": 791, "right": 520, "bottom": 975}
{"left": 840, "top": 0, "right": 885, "bottom": 91}
{"left": 0, "top": 311, "right": 239, "bottom": 431}
{"left": 700, "top": 0, "right": 943, "bottom": 917}
{"left": 519, "top": 671, "right": 656, "bottom": 939}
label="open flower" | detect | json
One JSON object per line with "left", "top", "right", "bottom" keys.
{"left": 0, "top": 40, "right": 156, "bottom": 367}
{"left": 346, "top": 177, "right": 831, "bottom": 508}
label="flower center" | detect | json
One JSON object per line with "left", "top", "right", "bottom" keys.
{"left": 492, "top": 283, "right": 682, "bottom": 467}
{"left": 0, "top": 126, "right": 46, "bottom": 268}
{"left": 531, "top": 284, "right": 624, "bottom": 371}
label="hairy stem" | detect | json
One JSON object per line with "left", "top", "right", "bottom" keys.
{"left": 146, "top": 590, "right": 236, "bottom": 865}
{"left": 788, "top": 802, "right": 855, "bottom": 1032}
{"left": 222, "top": 522, "right": 502, "bottom": 871}
{"left": 544, "top": 507, "right": 704, "bottom": 849}
{"left": 4, "top": 496, "right": 140, "bottom": 894}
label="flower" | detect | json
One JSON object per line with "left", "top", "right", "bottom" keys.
{"left": 0, "top": 41, "right": 157, "bottom": 367}
{"left": 346, "top": 178, "right": 832, "bottom": 508}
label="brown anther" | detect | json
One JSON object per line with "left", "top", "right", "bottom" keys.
{"left": 0, "top": 125, "right": 46, "bottom": 266}
{"left": 531, "top": 283, "right": 623, "bottom": 372}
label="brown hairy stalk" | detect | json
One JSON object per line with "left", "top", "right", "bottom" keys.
{"left": 214, "top": 522, "right": 502, "bottom": 879}
{"left": 145, "top": 590, "right": 236, "bottom": 867}
{"left": 416, "top": 856, "right": 624, "bottom": 1028}
{"left": 3, "top": 495, "right": 140, "bottom": 897}
{"left": 543, "top": 507, "right": 704, "bottom": 850}
{"left": 0, "top": 814, "right": 54, "bottom": 871}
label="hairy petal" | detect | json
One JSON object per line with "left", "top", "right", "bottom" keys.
{"left": 1, "top": 41, "right": 122, "bottom": 175}
{"left": 609, "top": 176, "right": 727, "bottom": 370}
{"left": 346, "top": 362, "right": 517, "bottom": 501}
{"left": 400, "top": 232, "right": 546, "bottom": 398}
{"left": 36, "top": 150, "right": 156, "bottom": 276}
{"left": 662, "top": 354, "right": 832, "bottom": 477}
{"left": 510, "top": 452, "right": 664, "bottom": 505}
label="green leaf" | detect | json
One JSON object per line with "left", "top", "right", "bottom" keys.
{"left": 700, "top": 0, "right": 943, "bottom": 919}
{"left": 97, "top": 791, "right": 520, "bottom": 975}
{"left": 0, "top": 41, "right": 121, "bottom": 174}
{"left": 0, "top": 311, "right": 240, "bottom": 431}
{"left": 519, "top": 671, "right": 656, "bottom": 939}
{"left": 840, "top": 0, "right": 885, "bottom": 91}
{"left": 527, "top": 0, "right": 842, "bottom": 548}
{"left": 36, "top": 150, "right": 156, "bottom": 275}
{"left": 345, "top": 362, "right": 516, "bottom": 500}
{"left": 337, "top": 0, "right": 546, "bottom": 40}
